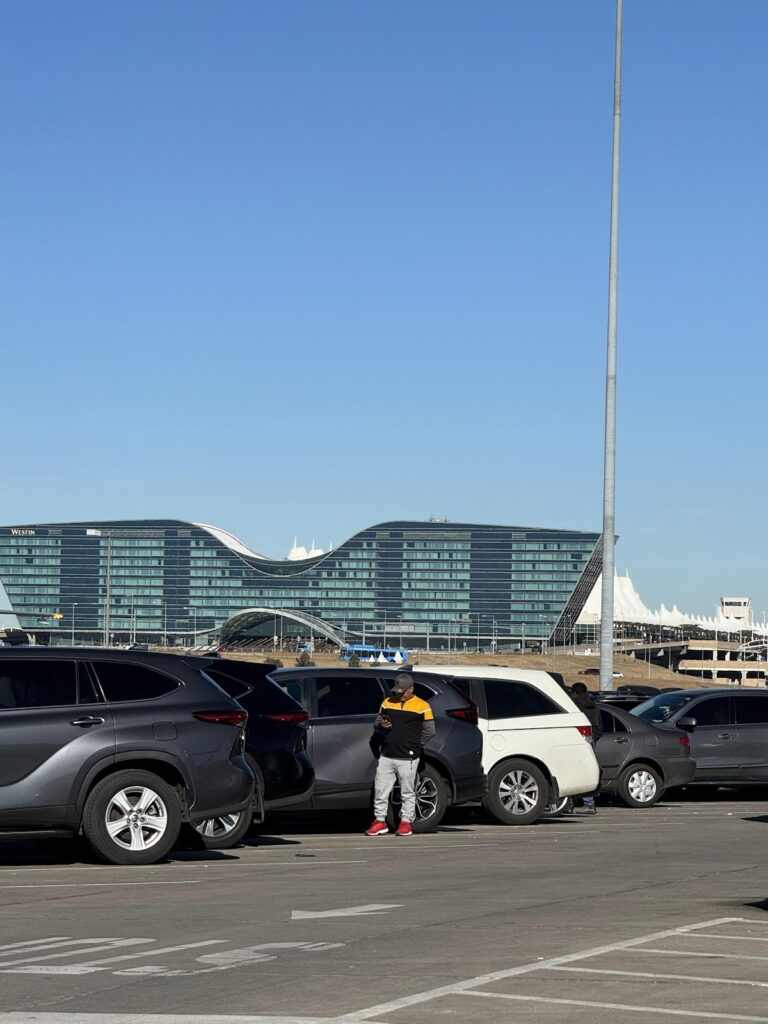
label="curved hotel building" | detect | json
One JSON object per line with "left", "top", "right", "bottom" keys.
{"left": 0, "top": 519, "right": 602, "bottom": 648}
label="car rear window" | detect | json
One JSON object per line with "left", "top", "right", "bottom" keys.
{"left": 483, "top": 679, "right": 564, "bottom": 719}
{"left": 90, "top": 661, "right": 180, "bottom": 702}
{"left": 210, "top": 668, "right": 302, "bottom": 715}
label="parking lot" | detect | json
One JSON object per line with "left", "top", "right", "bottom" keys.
{"left": 0, "top": 791, "right": 767, "bottom": 1024}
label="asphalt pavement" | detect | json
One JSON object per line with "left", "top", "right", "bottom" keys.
{"left": 0, "top": 791, "right": 767, "bottom": 1024}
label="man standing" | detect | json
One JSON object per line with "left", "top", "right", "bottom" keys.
{"left": 570, "top": 681, "right": 603, "bottom": 814}
{"left": 365, "top": 673, "right": 435, "bottom": 837}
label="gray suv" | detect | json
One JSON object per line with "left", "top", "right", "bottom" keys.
{"left": 0, "top": 648, "right": 254, "bottom": 864}
{"left": 631, "top": 687, "right": 768, "bottom": 787}
{"left": 271, "top": 667, "right": 484, "bottom": 832}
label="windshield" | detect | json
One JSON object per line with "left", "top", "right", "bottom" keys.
{"left": 631, "top": 692, "right": 697, "bottom": 723}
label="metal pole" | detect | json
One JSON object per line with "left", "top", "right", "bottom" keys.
{"left": 599, "top": 0, "right": 624, "bottom": 693}
{"left": 103, "top": 532, "right": 112, "bottom": 646}
{"left": 71, "top": 603, "right": 77, "bottom": 645}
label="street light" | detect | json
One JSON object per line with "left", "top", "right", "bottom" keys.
{"left": 71, "top": 603, "right": 79, "bottom": 645}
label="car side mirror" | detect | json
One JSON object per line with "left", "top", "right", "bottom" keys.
{"left": 677, "top": 716, "right": 697, "bottom": 732}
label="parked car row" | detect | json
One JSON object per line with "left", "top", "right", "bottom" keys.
{"left": 3, "top": 646, "right": 763, "bottom": 864}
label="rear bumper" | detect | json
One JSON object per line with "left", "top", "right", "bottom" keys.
{"left": 452, "top": 771, "right": 486, "bottom": 806}
{"left": 662, "top": 761, "right": 696, "bottom": 790}
{"left": 186, "top": 755, "right": 254, "bottom": 821}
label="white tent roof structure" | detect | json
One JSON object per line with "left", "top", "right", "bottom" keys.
{"left": 580, "top": 572, "right": 767, "bottom": 635}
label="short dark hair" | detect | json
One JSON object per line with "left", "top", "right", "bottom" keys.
{"left": 571, "top": 681, "right": 588, "bottom": 694}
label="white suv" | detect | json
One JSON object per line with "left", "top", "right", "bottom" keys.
{"left": 415, "top": 665, "right": 599, "bottom": 825}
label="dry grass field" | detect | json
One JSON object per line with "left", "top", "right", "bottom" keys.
{"left": 211, "top": 647, "right": 726, "bottom": 690}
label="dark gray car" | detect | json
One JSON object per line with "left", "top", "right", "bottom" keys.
{"left": 631, "top": 687, "right": 768, "bottom": 787}
{"left": 271, "top": 667, "right": 484, "bottom": 832}
{"left": 0, "top": 648, "right": 254, "bottom": 864}
{"left": 596, "top": 704, "right": 695, "bottom": 806}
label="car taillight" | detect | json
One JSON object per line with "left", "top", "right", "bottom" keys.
{"left": 679, "top": 734, "right": 690, "bottom": 751}
{"left": 193, "top": 710, "right": 248, "bottom": 727}
{"left": 264, "top": 711, "right": 309, "bottom": 725}
{"left": 446, "top": 704, "right": 479, "bottom": 726}
{"left": 576, "top": 725, "right": 593, "bottom": 739}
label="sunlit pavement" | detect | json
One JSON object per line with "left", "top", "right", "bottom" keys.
{"left": 0, "top": 792, "right": 767, "bottom": 1024}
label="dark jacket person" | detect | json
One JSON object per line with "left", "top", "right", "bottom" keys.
{"left": 365, "top": 673, "right": 435, "bottom": 838}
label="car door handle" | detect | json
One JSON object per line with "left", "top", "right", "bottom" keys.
{"left": 614, "top": 737, "right": 630, "bottom": 744}
{"left": 70, "top": 716, "right": 105, "bottom": 727}
{"left": 717, "top": 732, "right": 735, "bottom": 740}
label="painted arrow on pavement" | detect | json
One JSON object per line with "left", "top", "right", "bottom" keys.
{"left": 291, "top": 903, "right": 403, "bottom": 920}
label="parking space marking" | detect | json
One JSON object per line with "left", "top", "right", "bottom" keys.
{"left": 551, "top": 965, "right": 768, "bottom": 988}
{"left": 638, "top": 947, "right": 768, "bottom": 963}
{"left": 334, "top": 916, "right": 739, "bottom": 1021}
{"left": 688, "top": 933, "right": 768, "bottom": 943}
{"left": 0, "top": 935, "right": 347, "bottom": 979}
{"left": 0, "top": 881, "right": 201, "bottom": 889}
{"left": 5, "top": 940, "right": 228, "bottom": 975}
{"left": 0, "top": 1016, "right": 334, "bottom": 1024}
{"left": 0, "top": 937, "right": 70, "bottom": 952}
{"left": 0, "top": 939, "right": 150, "bottom": 968}
{"left": 464, "top": 990, "right": 768, "bottom": 1021}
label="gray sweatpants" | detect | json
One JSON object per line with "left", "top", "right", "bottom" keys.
{"left": 373, "top": 756, "right": 419, "bottom": 823}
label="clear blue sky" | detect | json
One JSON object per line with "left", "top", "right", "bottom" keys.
{"left": 2, "top": 1, "right": 766, "bottom": 618}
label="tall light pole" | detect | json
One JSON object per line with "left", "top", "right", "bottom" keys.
{"left": 71, "top": 602, "right": 78, "bottom": 645}
{"left": 599, "top": 0, "right": 624, "bottom": 693}
{"left": 102, "top": 531, "right": 113, "bottom": 647}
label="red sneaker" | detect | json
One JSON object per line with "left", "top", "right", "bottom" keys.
{"left": 396, "top": 821, "right": 413, "bottom": 837}
{"left": 365, "top": 820, "right": 389, "bottom": 837}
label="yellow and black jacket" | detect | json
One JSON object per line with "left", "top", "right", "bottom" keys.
{"left": 375, "top": 696, "right": 435, "bottom": 760}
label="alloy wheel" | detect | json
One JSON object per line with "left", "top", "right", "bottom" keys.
{"left": 193, "top": 813, "right": 243, "bottom": 840}
{"left": 104, "top": 786, "right": 169, "bottom": 852}
{"left": 498, "top": 769, "right": 540, "bottom": 816}
{"left": 392, "top": 772, "right": 440, "bottom": 823}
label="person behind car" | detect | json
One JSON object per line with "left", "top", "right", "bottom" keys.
{"left": 570, "top": 682, "right": 603, "bottom": 814}
{"left": 365, "top": 673, "right": 435, "bottom": 838}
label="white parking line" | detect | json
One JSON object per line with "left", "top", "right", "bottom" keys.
{"left": 464, "top": 990, "right": 768, "bottom": 1021}
{"left": 0, "top": 938, "right": 126, "bottom": 962}
{"left": 0, "top": 939, "right": 150, "bottom": 969}
{"left": 3, "top": 941, "right": 228, "bottom": 975}
{"left": 552, "top": 965, "right": 768, "bottom": 987}
{"left": 0, "top": 882, "right": 201, "bottom": 889}
{"left": 334, "top": 916, "right": 738, "bottom": 1022}
{"left": 0, "top": 1016, "right": 333, "bottom": 1024}
{"left": 688, "top": 933, "right": 768, "bottom": 942}
{"left": 638, "top": 947, "right": 768, "bottom": 962}
{"left": 0, "top": 938, "right": 70, "bottom": 952}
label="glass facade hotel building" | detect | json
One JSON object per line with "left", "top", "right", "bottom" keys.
{"left": 0, "top": 519, "right": 602, "bottom": 647}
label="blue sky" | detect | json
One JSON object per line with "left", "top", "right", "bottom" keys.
{"left": 2, "top": 1, "right": 766, "bottom": 618}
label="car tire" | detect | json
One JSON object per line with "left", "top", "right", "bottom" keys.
{"left": 185, "top": 771, "right": 263, "bottom": 849}
{"left": 540, "top": 796, "right": 573, "bottom": 818}
{"left": 82, "top": 769, "right": 182, "bottom": 865}
{"left": 386, "top": 764, "right": 449, "bottom": 833}
{"left": 187, "top": 807, "right": 254, "bottom": 850}
{"left": 485, "top": 759, "right": 548, "bottom": 825}
{"left": 617, "top": 763, "right": 662, "bottom": 807}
